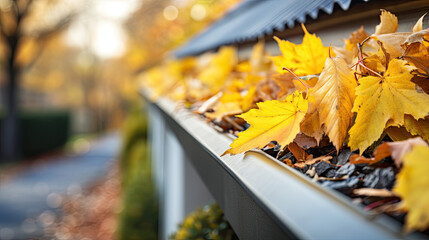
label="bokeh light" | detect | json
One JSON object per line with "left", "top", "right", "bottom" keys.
{"left": 163, "top": 5, "right": 179, "bottom": 21}
{"left": 191, "top": 4, "right": 206, "bottom": 21}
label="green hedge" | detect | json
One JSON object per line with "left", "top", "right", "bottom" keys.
{"left": 0, "top": 110, "right": 70, "bottom": 158}
{"left": 118, "top": 104, "right": 158, "bottom": 240}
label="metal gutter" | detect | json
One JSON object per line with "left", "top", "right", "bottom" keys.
{"left": 144, "top": 94, "right": 422, "bottom": 240}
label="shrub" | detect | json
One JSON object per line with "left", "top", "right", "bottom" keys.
{"left": 170, "top": 203, "right": 238, "bottom": 240}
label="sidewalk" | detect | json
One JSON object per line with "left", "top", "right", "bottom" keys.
{"left": 0, "top": 133, "right": 120, "bottom": 240}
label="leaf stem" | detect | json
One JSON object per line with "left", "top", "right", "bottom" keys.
{"left": 282, "top": 66, "right": 312, "bottom": 90}
{"left": 357, "top": 60, "right": 384, "bottom": 78}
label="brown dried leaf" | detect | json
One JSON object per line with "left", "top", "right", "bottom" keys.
{"left": 349, "top": 154, "right": 373, "bottom": 165}
{"left": 403, "top": 29, "right": 429, "bottom": 46}
{"left": 373, "top": 142, "right": 392, "bottom": 163}
{"left": 362, "top": 33, "right": 409, "bottom": 61}
{"left": 300, "top": 111, "right": 324, "bottom": 144}
{"left": 375, "top": 33, "right": 410, "bottom": 58}
{"left": 283, "top": 158, "right": 294, "bottom": 167}
{"left": 388, "top": 115, "right": 429, "bottom": 143}
{"left": 256, "top": 79, "right": 278, "bottom": 102}
{"left": 288, "top": 142, "right": 310, "bottom": 162}
{"left": 402, "top": 29, "right": 429, "bottom": 74}
{"left": 332, "top": 46, "right": 354, "bottom": 65}
{"left": 349, "top": 26, "right": 370, "bottom": 47}
{"left": 411, "top": 74, "right": 429, "bottom": 95}
{"left": 293, "top": 133, "right": 317, "bottom": 149}
{"left": 294, "top": 162, "right": 306, "bottom": 168}
{"left": 386, "top": 126, "right": 415, "bottom": 142}
{"left": 335, "top": 26, "right": 369, "bottom": 64}
{"left": 272, "top": 73, "right": 295, "bottom": 98}
{"left": 375, "top": 9, "right": 398, "bottom": 35}
{"left": 403, "top": 43, "right": 429, "bottom": 74}
{"left": 412, "top": 14, "right": 426, "bottom": 33}
{"left": 350, "top": 137, "right": 429, "bottom": 167}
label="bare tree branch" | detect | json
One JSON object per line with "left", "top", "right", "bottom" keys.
{"left": 34, "top": 13, "right": 74, "bottom": 40}
{"left": 0, "top": 12, "right": 9, "bottom": 41}
{"left": 21, "top": 12, "right": 76, "bottom": 72}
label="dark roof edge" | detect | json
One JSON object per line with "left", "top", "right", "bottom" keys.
{"left": 174, "top": 0, "right": 354, "bottom": 58}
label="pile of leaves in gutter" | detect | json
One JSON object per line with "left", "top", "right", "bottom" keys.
{"left": 141, "top": 10, "right": 429, "bottom": 233}
{"left": 261, "top": 137, "right": 412, "bottom": 222}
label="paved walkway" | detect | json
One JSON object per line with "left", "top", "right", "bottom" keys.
{"left": 0, "top": 133, "right": 120, "bottom": 240}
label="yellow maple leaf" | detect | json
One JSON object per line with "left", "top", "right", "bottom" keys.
{"left": 394, "top": 145, "right": 429, "bottom": 232}
{"left": 271, "top": 25, "right": 330, "bottom": 76}
{"left": 244, "top": 74, "right": 263, "bottom": 86}
{"left": 249, "top": 40, "right": 272, "bottom": 73}
{"left": 206, "top": 102, "right": 242, "bottom": 121}
{"left": 348, "top": 59, "right": 429, "bottom": 153}
{"left": 198, "top": 46, "right": 237, "bottom": 94}
{"left": 206, "top": 85, "right": 257, "bottom": 121}
{"left": 220, "top": 92, "right": 242, "bottom": 103}
{"left": 223, "top": 91, "right": 307, "bottom": 155}
{"left": 311, "top": 56, "right": 357, "bottom": 151}
{"left": 241, "top": 86, "right": 256, "bottom": 111}
{"left": 236, "top": 40, "right": 271, "bottom": 73}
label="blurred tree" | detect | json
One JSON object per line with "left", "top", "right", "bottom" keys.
{"left": 124, "top": 0, "right": 241, "bottom": 74}
{"left": 0, "top": 0, "right": 75, "bottom": 160}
